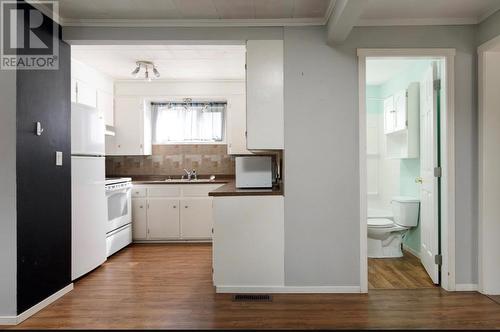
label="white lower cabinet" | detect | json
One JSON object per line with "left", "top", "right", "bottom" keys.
{"left": 132, "top": 198, "right": 147, "bottom": 240}
{"left": 180, "top": 198, "right": 213, "bottom": 239}
{"left": 147, "top": 198, "right": 180, "bottom": 240}
{"left": 131, "top": 184, "right": 221, "bottom": 241}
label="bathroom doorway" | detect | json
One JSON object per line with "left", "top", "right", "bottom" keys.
{"left": 358, "top": 49, "right": 456, "bottom": 292}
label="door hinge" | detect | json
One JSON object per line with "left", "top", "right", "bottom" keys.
{"left": 434, "top": 167, "right": 442, "bottom": 178}
{"left": 405, "top": 91, "right": 408, "bottom": 97}
{"left": 435, "top": 254, "right": 443, "bottom": 266}
{"left": 433, "top": 79, "right": 441, "bottom": 91}
{"left": 211, "top": 227, "right": 214, "bottom": 234}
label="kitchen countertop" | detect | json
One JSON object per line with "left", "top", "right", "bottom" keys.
{"left": 208, "top": 181, "right": 283, "bottom": 197}
{"left": 112, "top": 175, "right": 283, "bottom": 196}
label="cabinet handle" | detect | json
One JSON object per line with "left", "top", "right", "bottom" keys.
{"left": 173, "top": 205, "right": 177, "bottom": 209}
{"left": 139, "top": 205, "right": 143, "bottom": 209}
{"left": 185, "top": 205, "right": 188, "bottom": 209}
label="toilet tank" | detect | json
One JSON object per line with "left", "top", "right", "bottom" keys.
{"left": 391, "top": 196, "right": 420, "bottom": 227}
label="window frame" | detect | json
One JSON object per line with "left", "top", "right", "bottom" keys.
{"left": 149, "top": 99, "right": 228, "bottom": 145}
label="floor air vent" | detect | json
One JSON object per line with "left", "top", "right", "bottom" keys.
{"left": 232, "top": 294, "right": 273, "bottom": 302}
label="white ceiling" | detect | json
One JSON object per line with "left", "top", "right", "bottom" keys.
{"left": 359, "top": 0, "right": 500, "bottom": 26}
{"left": 57, "top": 0, "right": 332, "bottom": 20}
{"left": 71, "top": 45, "right": 246, "bottom": 80}
{"left": 366, "top": 59, "right": 430, "bottom": 86}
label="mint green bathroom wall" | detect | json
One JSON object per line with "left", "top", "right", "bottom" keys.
{"left": 366, "top": 85, "right": 382, "bottom": 114}
{"left": 378, "top": 60, "right": 432, "bottom": 256}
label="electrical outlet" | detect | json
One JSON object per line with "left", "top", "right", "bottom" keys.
{"left": 56, "top": 151, "right": 63, "bottom": 166}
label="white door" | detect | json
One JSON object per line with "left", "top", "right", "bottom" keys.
{"left": 419, "top": 63, "right": 440, "bottom": 284}
{"left": 180, "top": 198, "right": 213, "bottom": 239}
{"left": 147, "top": 198, "right": 180, "bottom": 239}
{"left": 71, "top": 156, "right": 107, "bottom": 280}
{"left": 132, "top": 198, "right": 147, "bottom": 240}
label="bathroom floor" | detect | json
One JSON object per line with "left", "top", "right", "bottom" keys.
{"left": 368, "top": 250, "right": 436, "bottom": 289}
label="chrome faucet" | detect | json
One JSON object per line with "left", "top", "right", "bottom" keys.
{"left": 182, "top": 168, "right": 197, "bottom": 181}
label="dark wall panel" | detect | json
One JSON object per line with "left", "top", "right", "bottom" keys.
{"left": 16, "top": 4, "right": 71, "bottom": 313}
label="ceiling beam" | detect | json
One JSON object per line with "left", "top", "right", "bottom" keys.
{"left": 326, "top": 0, "right": 369, "bottom": 46}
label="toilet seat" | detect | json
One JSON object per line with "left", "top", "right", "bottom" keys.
{"left": 367, "top": 218, "right": 394, "bottom": 228}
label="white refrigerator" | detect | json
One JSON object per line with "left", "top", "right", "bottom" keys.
{"left": 71, "top": 103, "right": 107, "bottom": 280}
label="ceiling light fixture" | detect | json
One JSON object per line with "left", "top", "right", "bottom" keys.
{"left": 131, "top": 61, "right": 160, "bottom": 81}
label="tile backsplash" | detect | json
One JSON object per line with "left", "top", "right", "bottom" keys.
{"left": 106, "top": 144, "right": 235, "bottom": 176}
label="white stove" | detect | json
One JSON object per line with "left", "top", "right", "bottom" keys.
{"left": 105, "top": 177, "right": 133, "bottom": 257}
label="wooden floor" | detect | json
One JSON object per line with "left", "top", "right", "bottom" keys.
{"left": 9, "top": 244, "right": 500, "bottom": 330}
{"left": 368, "top": 250, "right": 436, "bottom": 289}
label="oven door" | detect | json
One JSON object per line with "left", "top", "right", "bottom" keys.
{"left": 106, "top": 184, "right": 132, "bottom": 233}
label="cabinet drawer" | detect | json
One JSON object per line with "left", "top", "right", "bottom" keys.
{"left": 147, "top": 186, "right": 181, "bottom": 197}
{"left": 182, "top": 184, "right": 224, "bottom": 197}
{"left": 132, "top": 187, "right": 147, "bottom": 198}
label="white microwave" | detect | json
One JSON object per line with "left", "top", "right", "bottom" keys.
{"left": 235, "top": 156, "right": 273, "bottom": 188}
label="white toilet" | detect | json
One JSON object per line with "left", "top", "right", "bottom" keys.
{"left": 367, "top": 196, "right": 420, "bottom": 258}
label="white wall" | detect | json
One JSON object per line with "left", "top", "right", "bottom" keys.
{"left": 0, "top": 68, "right": 17, "bottom": 316}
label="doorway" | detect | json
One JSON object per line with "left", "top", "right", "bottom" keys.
{"left": 358, "top": 49, "right": 456, "bottom": 292}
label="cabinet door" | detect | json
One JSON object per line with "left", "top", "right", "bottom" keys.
{"left": 180, "top": 198, "right": 213, "bottom": 239}
{"left": 147, "top": 198, "right": 180, "bottom": 239}
{"left": 112, "top": 97, "right": 145, "bottom": 155}
{"left": 383, "top": 96, "right": 395, "bottom": 134}
{"left": 76, "top": 80, "right": 97, "bottom": 108}
{"left": 246, "top": 40, "right": 284, "bottom": 150}
{"left": 132, "top": 198, "right": 147, "bottom": 240}
{"left": 394, "top": 89, "right": 407, "bottom": 131}
{"left": 227, "top": 94, "right": 252, "bottom": 155}
{"left": 98, "top": 90, "right": 114, "bottom": 127}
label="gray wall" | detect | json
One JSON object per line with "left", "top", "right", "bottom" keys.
{"left": 284, "top": 25, "right": 477, "bottom": 285}
{"left": 0, "top": 69, "right": 17, "bottom": 316}
{"left": 284, "top": 27, "right": 360, "bottom": 286}
{"left": 478, "top": 10, "right": 500, "bottom": 46}
{"left": 62, "top": 23, "right": 480, "bottom": 286}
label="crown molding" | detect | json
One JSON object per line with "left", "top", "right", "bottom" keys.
{"left": 60, "top": 17, "right": 328, "bottom": 28}
{"left": 356, "top": 17, "right": 478, "bottom": 27}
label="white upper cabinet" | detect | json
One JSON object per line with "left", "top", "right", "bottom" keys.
{"left": 227, "top": 94, "right": 252, "bottom": 155}
{"left": 246, "top": 40, "right": 284, "bottom": 150}
{"left": 106, "top": 97, "right": 152, "bottom": 156}
{"left": 97, "top": 90, "right": 114, "bottom": 127}
{"left": 394, "top": 89, "right": 407, "bottom": 132}
{"left": 384, "top": 90, "right": 408, "bottom": 134}
{"left": 72, "top": 58, "right": 114, "bottom": 125}
{"left": 385, "top": 82, "right": 420, "bottom": 159}
{"left": 72, "top": 79, "right": 97, "bottom": 108}
{"left": 383, "top": 96, "right": 395, "bottom": 134}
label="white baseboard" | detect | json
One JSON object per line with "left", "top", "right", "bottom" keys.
{"left": 0, "top": 283, "right": 73, "bottom": 326}
{"left": 216, "top": 285, "right": 362, "bottom": 294}
{"left": 403, "top": 244, "right": 420, "bottom": 258}
{"left": 455, "top": 283, "right": 478, "bottom": 291}
{"left": 0, "top": 315, "right": 17, "bottom": 325}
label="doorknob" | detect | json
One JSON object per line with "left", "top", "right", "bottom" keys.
{"left": 415, "top": 177, "right": 423, "bottom": 184}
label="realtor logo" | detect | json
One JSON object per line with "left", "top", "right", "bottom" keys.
{"left": 1, "top": 0, "right": 59, "bottom": 70}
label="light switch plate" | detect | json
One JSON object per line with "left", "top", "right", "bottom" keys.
{"left": 56, "top": 151, "right": 63, "bottom": 166}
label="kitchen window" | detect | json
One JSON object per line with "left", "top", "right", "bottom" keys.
{"left": 151, "top": 101, "right": 226, "bottom": 144}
